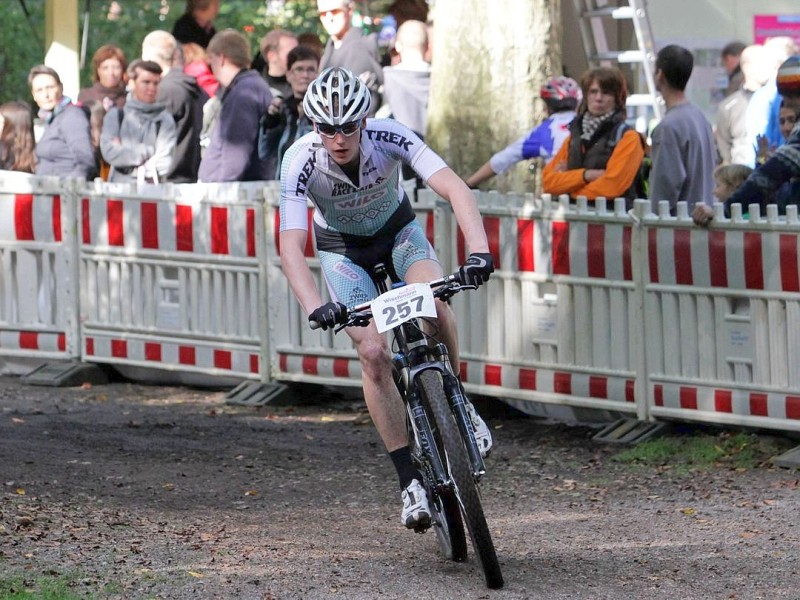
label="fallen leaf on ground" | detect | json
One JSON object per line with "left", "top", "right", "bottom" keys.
{"left": 741, "top": 530, "right": 759, "bottom": 539}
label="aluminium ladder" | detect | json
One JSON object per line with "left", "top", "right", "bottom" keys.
{"left": 570, "top": 0, "right": 664, "bottom": 128}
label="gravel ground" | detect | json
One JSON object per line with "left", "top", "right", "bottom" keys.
{"left": 1, "top": 376, "right": 799, "bottom": 599}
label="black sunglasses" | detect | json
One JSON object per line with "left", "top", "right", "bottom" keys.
{"left": 317, "top": 121, "right": 360, "bottom": 138}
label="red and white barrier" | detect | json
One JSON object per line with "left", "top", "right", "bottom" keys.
{"left": 3, "top": 169, "right": 800, "bottom": 435}
{"left": 0, "top": 171, "right": 79, "bottom": 370}
{"left": 641, "top": 202, "right": 800, "bottom": 431}
{"left": 78, "top": 181, "right": 271, "bottom": 382}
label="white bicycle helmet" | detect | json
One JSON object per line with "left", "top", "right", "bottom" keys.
{"left": 303, "top": 67, "right": 372, "bottom": 126}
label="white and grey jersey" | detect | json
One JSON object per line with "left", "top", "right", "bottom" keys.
{"left": 279, "top": 118, "right": 447, "bottom": 237}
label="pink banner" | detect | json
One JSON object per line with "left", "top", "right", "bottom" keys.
{"left": 754, "top": 14, "right": 800, "bottom": 44}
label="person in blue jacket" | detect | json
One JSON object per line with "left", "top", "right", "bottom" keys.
{"left": 464, "top": 76, "right": 581, "bottom": 188}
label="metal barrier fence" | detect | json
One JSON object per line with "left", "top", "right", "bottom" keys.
{"left": 1, "top": 169, "right": 799, "bottom": 434}
{"left": 426, "top": 192, "right": 641, "bottom": 419}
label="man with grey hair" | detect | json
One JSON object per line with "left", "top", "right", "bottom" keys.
{"left": 198, "top": 29, "right": 273, "bottom": 181}
{"left": 317, "top": 0, "right": 383, "bottom": 116}
{"left": 142, "top": 29, "right": 206, "bottom": 182}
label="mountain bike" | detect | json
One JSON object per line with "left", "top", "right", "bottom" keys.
{"left": 312, "top": 263, "right": 504, "bottom": 589}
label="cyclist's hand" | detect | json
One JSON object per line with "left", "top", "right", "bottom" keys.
{"left": 309, "top": 301, "right": 348, "bottom": 330}
{"left": 459, "top": 252, "right": 494, "bottom": 287}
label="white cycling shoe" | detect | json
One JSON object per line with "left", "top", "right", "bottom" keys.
{"left": 466, "top": 401, "right": 493, "bottom": 458}
{"left": 400, "top": 479, "right": 432, "bottom": 530}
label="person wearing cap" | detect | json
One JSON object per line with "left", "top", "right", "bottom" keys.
{"left": 542, "top": 66, "right": 646, "bottom": 208}
{"left": 693, "top": 55, "right": 800, "bottom": 226}
{"left": 464, "top": 76, "right": 580, "bottom": 188}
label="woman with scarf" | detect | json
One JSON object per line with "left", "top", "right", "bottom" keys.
{"left": 78, "top": 44, "right": 128, "bottom": 111}
{"left": 29, "top": 65, "right": 97, "bottom": 179}
{"left": 542, "top": 66, "right": 645, "bottom": 208}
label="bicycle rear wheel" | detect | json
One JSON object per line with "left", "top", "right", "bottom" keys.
{"left": 417, "top": 370, "right": 504, "bottom": 589}
{"left": 407, "top": 402, "right": 467, "bottom": 561}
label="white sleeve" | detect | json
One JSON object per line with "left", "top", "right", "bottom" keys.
{"left": 488, "top": 135, "right": 527, "bottom": 175}
{"left": 279, "top": 143, "right": 313, "bottom": 232}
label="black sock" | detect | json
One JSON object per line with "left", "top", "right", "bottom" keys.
{"left": 389, "top": 446, "right": 421, "bottom": 490}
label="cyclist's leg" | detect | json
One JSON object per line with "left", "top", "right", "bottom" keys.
{"left": 319, "top": 248, "right": 430, "bottom": 522}
{"left": 346, "top": 323, "right": 408, "bottom": 452}
{"left": 345, "top": 322, "right": 431, "bottom": 527}
{"left": 317, "top": 249, "right": 409, "bottom": 453}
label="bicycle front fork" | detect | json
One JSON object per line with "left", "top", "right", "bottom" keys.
{"left": 432, "top": 343, "right": 486, "bottom": 480}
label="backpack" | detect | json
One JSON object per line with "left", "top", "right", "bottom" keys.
{"left": 610, "top": 121, "right": 650, "bottom": 200}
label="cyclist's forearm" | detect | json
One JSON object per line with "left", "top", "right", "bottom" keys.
{"left": 279, "top": 230, "right": 323, "bottom": 313}
{"left": 428, "top": 168, "right": 490, "bottom": 254}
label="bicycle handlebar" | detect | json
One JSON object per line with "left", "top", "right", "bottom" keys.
{"left": 309, "top": 272, "right": 470, "bottom": 331}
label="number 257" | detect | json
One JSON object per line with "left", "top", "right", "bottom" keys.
{"left": 382, "top": 295, "right": 424, "bottom": 325}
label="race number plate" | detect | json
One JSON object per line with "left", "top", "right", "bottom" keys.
{"left": 371, "top": 283, "right": 436, "bottom": 334}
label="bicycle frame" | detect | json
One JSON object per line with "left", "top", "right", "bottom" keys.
{"left": 368, "top": 264, "right": 486, "bottom": 482}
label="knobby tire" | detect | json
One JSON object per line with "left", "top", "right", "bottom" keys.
{"left": 417, "top": 369, "right": 504, "bottom": 589}
{"left": 408, "top": 389, "right": 467, "bottom": 562}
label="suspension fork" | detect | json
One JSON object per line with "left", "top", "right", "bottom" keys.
{"left": 434, "top": 343, "right": 486, "bottom": 479}
{"left": 404, "top": 375, "right": 450, "bottom": 489}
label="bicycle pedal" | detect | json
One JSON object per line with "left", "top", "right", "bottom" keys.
{"left": 413, "top": 523, "right": 430, "bottom": 534}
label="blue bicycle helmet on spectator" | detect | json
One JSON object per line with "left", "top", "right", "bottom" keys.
{"left": 303, "top": 67, "right": 372, "bottom": 126}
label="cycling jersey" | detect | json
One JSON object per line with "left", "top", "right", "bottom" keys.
{"left": 279, "top": 118, "right": 448, "bottom": 306}
{"left": 279, "top": 118, "right": 447, "bottom": 237}
{"left": 488, "top": 110, "right": 575, "bottom": 174}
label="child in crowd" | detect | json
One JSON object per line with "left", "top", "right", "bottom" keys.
{"left": 712, "top": 164, "right": 753, "bottom": 203}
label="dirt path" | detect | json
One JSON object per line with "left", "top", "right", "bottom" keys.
{"left": 1, "top": 377, "right": 799, "bottom": 599}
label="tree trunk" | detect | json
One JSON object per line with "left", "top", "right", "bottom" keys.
{"left": 427, "top": 0, "right": 561, "bottom": 194}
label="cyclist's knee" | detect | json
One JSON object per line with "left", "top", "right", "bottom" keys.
{"left": 435, "top": 298, "right": 456, "bottom": 326}
{"left": 355, "top": 335, "right": 390, "bottom": 369}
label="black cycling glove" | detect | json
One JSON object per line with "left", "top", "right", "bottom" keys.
{"left": 309, "top": 301, "right": 348, "bottom": 330}
{"left": 459, "top": 252, "right": 495, "bottom": 288}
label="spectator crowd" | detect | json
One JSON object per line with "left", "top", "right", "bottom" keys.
{"left": 1, "top": 0, "right": 798, "bottom": 224}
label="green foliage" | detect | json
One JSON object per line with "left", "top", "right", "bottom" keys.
{"left": 611, "top": 431, "right": 791, "bottom": 471}
{"left": 0, "top": 574, "right": 84, "bottom": 600}
{"left": 0, "top": 2, "right": 46, "bottom": 105}
{"left": 0, "top": 0, "right": 327, "bottom": 105}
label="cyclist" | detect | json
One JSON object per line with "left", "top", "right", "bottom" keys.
{"left": 278, "top": 67, "right": 494, "bottom": 530}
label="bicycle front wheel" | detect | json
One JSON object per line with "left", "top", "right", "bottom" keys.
{"left": 417, "top": 369, "right": 504, "bottom": 589}
{"left": 407, "top": 396, "right": 467, "bottom": 562}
